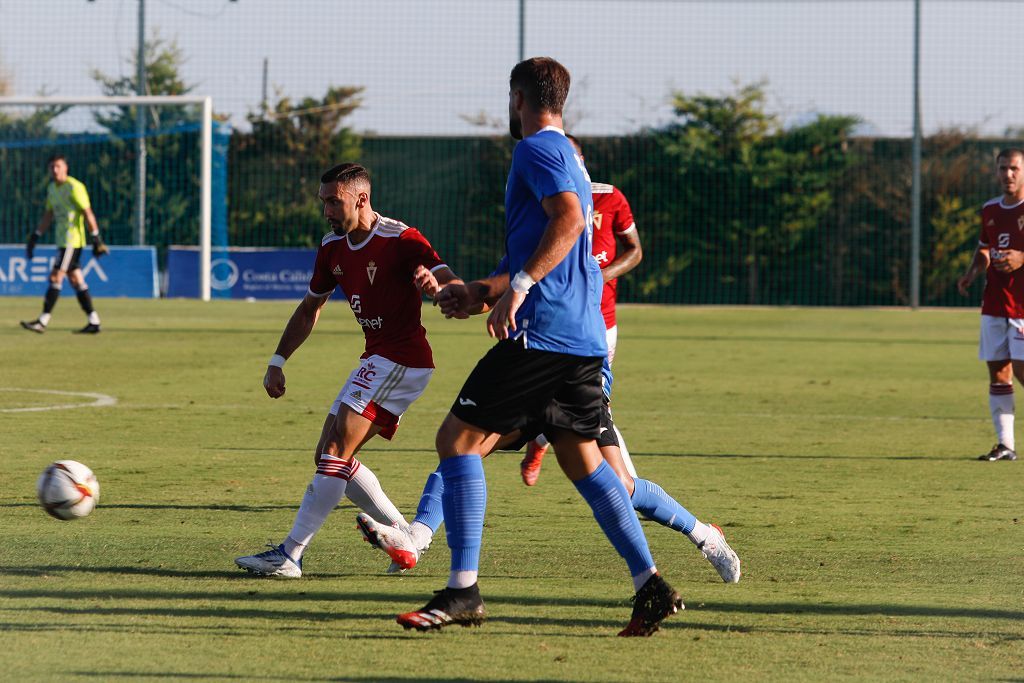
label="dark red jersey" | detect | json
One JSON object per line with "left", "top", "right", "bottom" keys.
{"left": 979, "top": 196, "right": 1024, "bottom": 318}
{"left": 591, "top": 182, "right": 637, "bottom": 328}
{"left": 308, "top": 215, "right": 445, "bottom": 368}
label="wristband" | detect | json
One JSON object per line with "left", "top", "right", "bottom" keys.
{"left": 510, "top": 270, "right": 536, "bottom": 294}
{"left": 268, "top": 354, "right": 287, "bottom": 368}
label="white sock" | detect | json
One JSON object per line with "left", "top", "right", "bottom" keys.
{"left": 408, "top": 521, "right": 434, "bottom": 550}
{"left": 38, "top": 312, "right": 52, "bottom": 326}
{"left": 631, "top": 566, "right": 657, "bottom": 592}
{"left": 989, "top": 383, "right": 1015, "bottom": 449}
{"left": 686, "top": 520, "right": 711, "bottom": 547}
{"left": 345, "top": 460, "right": 407, "bottom": 527}
{"left": 534, "top": 433, "right": 549, "bottom": 448}
{"left": 612, "top": 422, "right": 638, "bottom": 478}
{"left": 447, "top": 570, "right": 478, "bottom": 589}
{"left": 88, "top": 311, "right": 100, "bottom": 325}
{"left": 284, "top": 472, "right": 347, "bottom": 559}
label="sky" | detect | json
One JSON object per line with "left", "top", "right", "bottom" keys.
{"left": 0, "top": 0, "right": 1020, "bottom": 138}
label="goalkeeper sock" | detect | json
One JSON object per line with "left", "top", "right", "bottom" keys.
{"left": 573, "top": 460, "right": 656, "bottom": 590}
{"left": 284, "top": 457, "right": 355, "bottom": 558}
{"left": 989, "top": 383, "right": 1015, "bottom": 449}
{"left": 631, "top": 477, "right": 697, "bottom": 534}
{"left": 440, "top": 455, "right": 486, "bottom": 589}
{"left": 74, "top": 286, "right": 100, "bottom": 325}
{"left": 345, "top": 459, "right": 407, "bottom": 527}
{"left": 43, "top": 285, "right": 60, "bottom": 315}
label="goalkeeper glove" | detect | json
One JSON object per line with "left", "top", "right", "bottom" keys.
{"left": 26, "top": 232, "right": 39, "bottom": 260}
{"left": 91, "top": 233, "right": 110, "bottom": 258}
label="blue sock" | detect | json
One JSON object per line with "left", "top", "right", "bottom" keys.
{"left": 630, "top": 477, "right": 696, "bottom": 534}
{"left": 413, "top": 466, "right": 445, "bottom": 533}
{"left": 573, "top": 460, "right": 654, "bottom": 577}
{"left": 439, "top": 454, "right": 486, "bottom": 572}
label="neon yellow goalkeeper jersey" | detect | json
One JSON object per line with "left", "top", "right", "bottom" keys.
{"left": 45, "top": 176, "right": 91, "bottom": 248}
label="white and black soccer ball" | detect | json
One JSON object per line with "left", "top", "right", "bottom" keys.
{"left": 37, "top": 460, "right": 100, "bottom": 520}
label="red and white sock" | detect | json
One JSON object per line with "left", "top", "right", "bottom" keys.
{"left": 989, "top": 383, "right": 1015, "bottom": 449}
{"left": 346, "top": 460, "right": 407, "bottom": 528}
{"left": 283, "top": 455, "right": 358, "bottom": 558}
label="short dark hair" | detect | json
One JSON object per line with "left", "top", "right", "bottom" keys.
{"left": 47, "top": 153, "right": 66, "bottom": 165}
{"left": 510, "top": 57, "right": 571, "bottom": 115}
{"left": 998, "top": 148, "right": 1024, "bottom": 163}
{"left": 565, "top": 133, "right": 583, "bottom": 155}
{"left": 320, "top": 162, "right": 370, "bottom": 187}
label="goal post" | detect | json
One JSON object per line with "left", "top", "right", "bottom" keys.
{"left": 0, "top": 95, "right": 215, "bottom": 300}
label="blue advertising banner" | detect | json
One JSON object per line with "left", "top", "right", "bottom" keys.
{"left": 0, "top": 245, "right": 158, "bottom": 298}
{"left": 166, "top": 246, "right": 321, "bottom": 300}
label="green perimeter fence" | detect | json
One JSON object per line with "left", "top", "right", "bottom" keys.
{"left": 0, "top": 111, "right": 1002, "bottom": 307}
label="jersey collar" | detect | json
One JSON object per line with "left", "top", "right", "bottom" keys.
{"left": 535, "top": 125, "right": 565, "bottom": 136}
{"left": 346, "top": 213, "right": 381, "bottom": 251}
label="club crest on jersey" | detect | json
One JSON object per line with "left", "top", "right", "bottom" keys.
{"left": 988, "top": 219, "right": 996, "bottom": 227}
{"left": 1018, "top": 215, "right": 1024, "bottom": 231}
{"left": 366, "top": 260, "right": 378, "bottom": 284}
{"left": 332, "top": 265, "right": 343, "bottom": 276}
{"left": 594, "top": 211, "right": 604, "bottom": 231}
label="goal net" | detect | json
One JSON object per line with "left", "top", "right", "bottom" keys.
{"left": 0, "top": 96, "right": 217, "bottom": 299}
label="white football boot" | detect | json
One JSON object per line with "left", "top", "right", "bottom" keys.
{"left": 356, "top": 513, "right": 419, "bottom": 572}
{"left": 699, "top": 524, "right": 741, "bottom": 583}
{"left": 235, "top": 544, "right": 302, "bottom": 578}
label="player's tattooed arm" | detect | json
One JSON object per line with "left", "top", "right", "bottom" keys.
{"left": 414, "top": 265, "right": 462, "bottom": 300}
{"left": 957, "top": 245, "right": 989, "bottom": 296}
{"left": 992, "top": 248, "right": 1024, "bottom": 274}
{"left": 437, "top": 274, "right": 507, "bottom": 319}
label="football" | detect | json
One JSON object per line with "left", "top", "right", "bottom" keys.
{"left": 37, "top": 460, "right": 100, "bottom": 520}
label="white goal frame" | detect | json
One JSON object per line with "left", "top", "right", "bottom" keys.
{"left": 0, "top": 95, "right": 215, "bottom": 300}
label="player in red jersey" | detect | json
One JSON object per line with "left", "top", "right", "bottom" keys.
{"left": 957, "top": 148, "right": 1024, "bottom": 461}
{"left": 520, "top": 134, "right": 644, "bottom": 484}
{"left": 235, "top": 163, "right": 464, "bottom": 576}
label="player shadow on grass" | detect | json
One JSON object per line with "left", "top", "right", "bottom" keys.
{"left": 70, "top": 674, "right": 505, "bottom": 682}
{"left": 1, "top": 502, "right": 296, "bottom": 512}
{"left": 5, "top": 585, "right": 1022, "bottom": 624}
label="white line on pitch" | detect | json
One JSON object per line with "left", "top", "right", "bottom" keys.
{"left": 0, "top": 388, "right": 118, "bottom": 413}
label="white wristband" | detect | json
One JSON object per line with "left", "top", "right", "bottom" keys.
{"left": 268, "top": 354, "right": 287, "bottom": 368}
{"left": 510, "top": 270, "right": 536, "bottom": 294}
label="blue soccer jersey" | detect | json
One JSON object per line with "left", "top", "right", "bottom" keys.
{"left": 504, "top": 127, "right": 606, "bottom": 357}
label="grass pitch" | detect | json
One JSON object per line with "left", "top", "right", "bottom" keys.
{"left": 1, "top": 298, "right": 1021, "bottom": 681}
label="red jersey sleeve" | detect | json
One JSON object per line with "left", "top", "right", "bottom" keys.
{"left": 610, "top": 187, "right": 636, "bottom": 235}
{"left": 308, "top": 241, "right": 336, "bottom": 297}
{"left": 398, "top": 227, "right": 445, "bottom": 273}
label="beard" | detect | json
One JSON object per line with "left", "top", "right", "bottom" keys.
{"left": 509, "top": 115, "right": 522, "bottom": 140}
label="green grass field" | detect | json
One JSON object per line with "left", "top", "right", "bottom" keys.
{"left": 1, "top": 298, "right": 1022, "bottom": 682}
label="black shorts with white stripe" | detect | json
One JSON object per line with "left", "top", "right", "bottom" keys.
{"left": 53, "top": 246, "right": 83, "bottom": 273}
{"left": 450, "top": 338, "right": 604, "bottom": 441}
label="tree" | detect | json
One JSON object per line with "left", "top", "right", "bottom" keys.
{"left": 654, "top": 82, "right": 858, "bottom": 304}
{"left": 89, "top": 35, "right": 200, "bottom": 248}
{"left": 228, "top": 86, "right": 363, "bottom": 247}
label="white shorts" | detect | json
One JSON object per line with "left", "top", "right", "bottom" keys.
{"left": 329, "top": 355, "right": 433, "bottom": 439}
{"left": 978, "top": 315, "right": 1024, "bottom": 361}
{"left": 606, "top": 325, "right": 618, "bottom": 366}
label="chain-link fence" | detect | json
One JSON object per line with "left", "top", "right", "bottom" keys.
{"left": 1, "top": 1, "right": 1020, "bottom": 305}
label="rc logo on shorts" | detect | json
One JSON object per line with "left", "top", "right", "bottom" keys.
{"left": 356, "top": 363, "right": 377, "bottom": 383}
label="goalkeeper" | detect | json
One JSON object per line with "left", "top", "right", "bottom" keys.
{"left": 20, "top": 153, "right": 109, "bottom": 334}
